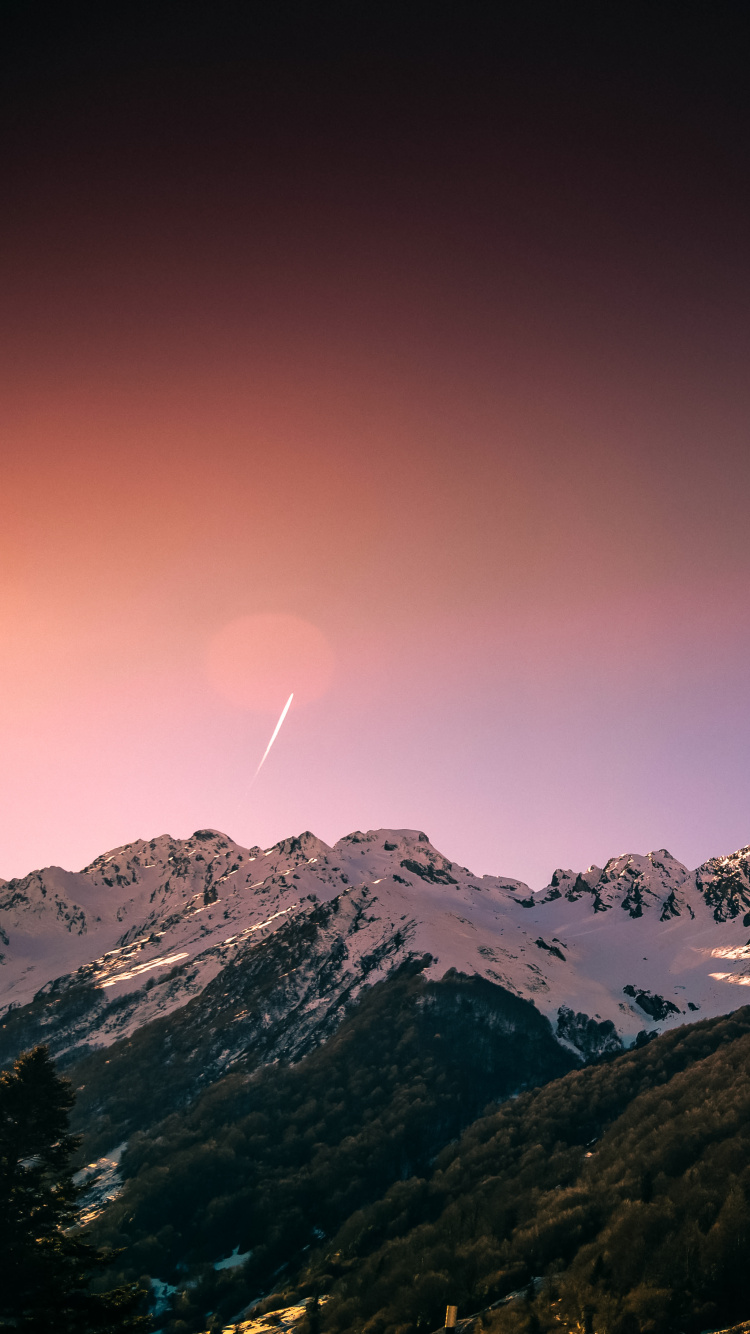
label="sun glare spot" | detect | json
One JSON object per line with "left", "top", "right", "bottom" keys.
{"left": 205, "top": 613, "right": 334, "bottom": 712}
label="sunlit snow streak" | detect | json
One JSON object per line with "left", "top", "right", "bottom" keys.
{"left": 251, "top": 692, "right": 294, "bottom": 784}
{"left": 100, "top": 952, "right": 189, "bottom": 986}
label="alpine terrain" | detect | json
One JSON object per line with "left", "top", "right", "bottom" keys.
{"left": 4, "top": 827, "right": 750, "bottom": 1334}
{"left": 2, "top": 826, "right": 750, "bottom": 1068}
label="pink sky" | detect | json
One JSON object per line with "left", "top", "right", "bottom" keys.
{"left": 1, "top": 25, "right": 749, "bottom": 884}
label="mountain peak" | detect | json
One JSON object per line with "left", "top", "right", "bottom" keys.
{"left": 266, "top": 831, "right": 331, "bottom": 860}
{"left": 695, "top": 845, "right": 750, "bottom": 922}
{"left": 541, "top": 849, "right": 693, "bottom": 918}
{"left": 333, "top": 827, "right": 432, "bottom": 852}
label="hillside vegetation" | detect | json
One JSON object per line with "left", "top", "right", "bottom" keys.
{"left": 81, "top": 965, "right": 572, "bottom": 1330}
{"left": 301, "top": 1006, "right": 750, "bottom": 1334}
{"left": 15, "top": 966, "right": 750, "bottom": 1334}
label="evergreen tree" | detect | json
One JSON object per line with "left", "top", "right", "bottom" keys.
{"left": 0, "top": 1045, "right": 150, "bottom": 1333}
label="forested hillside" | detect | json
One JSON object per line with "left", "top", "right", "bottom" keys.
{"left": 79, "top": 965, "right": 573, "bottom": 1330}
{"left": 302, "top": 1007, "right": 750, "bottom": 1334}
{"left": 8, "top": 966, "right": 750, "bottom": 1334}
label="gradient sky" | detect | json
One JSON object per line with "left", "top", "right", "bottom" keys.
{"left": 2, "top": 7, "right": 750, "bottom": 885}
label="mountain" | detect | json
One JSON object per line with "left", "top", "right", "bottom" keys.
{"left": 302, "top": 1004, "right": 750, "bottom": 1334}
{"left": 2, "top": 827, "right": 750, "bottom": 1075}
{"left": 4, "top": 826, "right": 750, "bottom": 1334}
{"left": 64, "top": 986, "right": 750, "bottom": 1334}
{"left": 81, "top": 964, "right": 577, "bottom": 1330}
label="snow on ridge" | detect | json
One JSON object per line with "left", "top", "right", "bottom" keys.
{"left": 2, "top": 826, "right": 750, "bottom": 1052}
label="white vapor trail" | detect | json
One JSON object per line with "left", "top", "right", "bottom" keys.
{"left": 251, "top": 693, "right": 294, "bottom": 784}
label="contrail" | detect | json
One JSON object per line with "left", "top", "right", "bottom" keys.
{"left": 251, "top": 692, "right": 294, "bottom": 784}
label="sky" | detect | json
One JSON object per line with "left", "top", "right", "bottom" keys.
{"left": 1, "top": 5, "right": 750, "bottom": 886}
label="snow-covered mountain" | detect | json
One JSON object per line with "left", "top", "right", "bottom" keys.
{"left": 2, "top": 827, "right": 750, "bottom": 1064}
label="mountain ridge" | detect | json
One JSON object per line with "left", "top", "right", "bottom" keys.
{"left": 3, "top": 828, "right": 750, "bottom": 1071}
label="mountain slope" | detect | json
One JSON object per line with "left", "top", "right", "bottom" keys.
{"left": 302, "top": 1005, "right": 750, "bottom": 1334}
{"left": 5, "top": 828, "right": 750, "bottom": 1333}
{"left": 3, "top": 828, "right": 750, "bottom": 1072}
{"left": 82, "top": 965, "right": 575, "bottom": 1331}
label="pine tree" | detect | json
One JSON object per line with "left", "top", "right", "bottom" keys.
{"left": 0, "top": 1045, "right": 150, "bottom": 1333}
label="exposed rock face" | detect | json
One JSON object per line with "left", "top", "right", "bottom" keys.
{"left": 622, "top": 985, "right": 682, "bottom": 1021}
{"left": 556, "top": 1005, "right": 623, "bottom": 1059}
{"left": 696, "top": 846, "right": 750, "bottom": 921}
